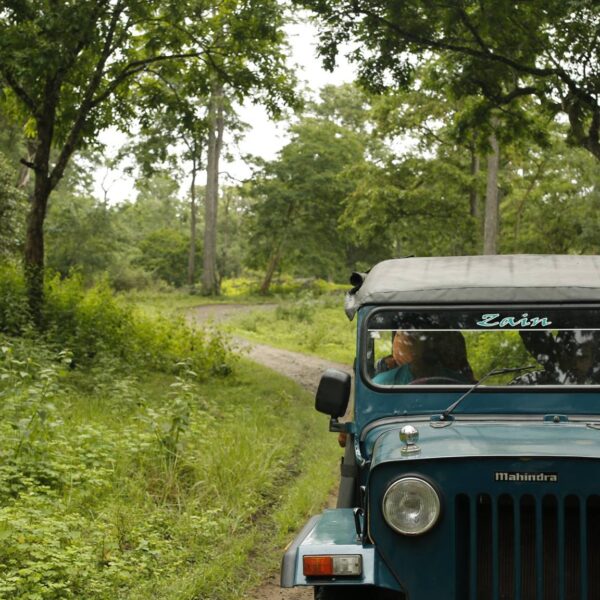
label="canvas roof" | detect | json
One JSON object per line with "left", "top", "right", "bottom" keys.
{"left": 344, "top": 255, "right": 600, "bottom": 319}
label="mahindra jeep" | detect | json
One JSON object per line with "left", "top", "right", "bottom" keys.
{"left": 281, "top": 255, "right": 600, "bottom": 600}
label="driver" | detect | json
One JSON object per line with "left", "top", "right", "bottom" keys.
{"left": 372, "top": 330, "right": 474, "bottom": 385}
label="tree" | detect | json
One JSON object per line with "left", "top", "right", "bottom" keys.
{"left": 365, "top": 56, "right": 557, "bottom": 254}
{"left": 483, "top": 125, "right": 500, "bottom": 254}
{"left": 126, "top": 3, "right": 296, "bottom": 295}
{"left": 296, "top": 0, "right": 600, "bottom": 162}
{"left": 499, "top": 130, "right": 600, "bottom": 255}
{"left": 246, "top": 85, "right": 376, "bottom": 291}
{"left": 202, "top": 79, "right": 225, "bottom": 295}
{"left": 125, "top": 62, "right": 209, "bottom": 290}
{"left": 339, "top": 149, "right": 480, "bottom": 258}
{"left": 0, "top": 0, "right": 296, "bottom": 322}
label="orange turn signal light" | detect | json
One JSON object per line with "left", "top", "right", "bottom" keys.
{"left": 303, "top": 555, "right": 334, "bottom": 576}
{"left": 303, "top": 554, "right": 362, "bottom": 577}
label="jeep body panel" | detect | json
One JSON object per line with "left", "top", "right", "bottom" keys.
{"left": 281, "top": 508, "right": 401, "bottom": 591}
{"left": 367, "top": 421, "right": 600, "bottom": 465}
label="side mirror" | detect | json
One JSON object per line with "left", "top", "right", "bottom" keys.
{"left": 315, "top": 369, "right": 351, "bottom": 418}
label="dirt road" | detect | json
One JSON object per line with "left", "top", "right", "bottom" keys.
{"left": 186, "top": 304, "right": 351, "bottom": 599}
{"left": 186, "top": 304, "right": 351, "bottom": 394}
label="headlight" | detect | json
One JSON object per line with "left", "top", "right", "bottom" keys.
{"left": 382, "top": 477, "right": 441, "bottom": 535}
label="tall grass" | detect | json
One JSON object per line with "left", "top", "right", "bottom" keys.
{"left": 0, "top": 266, "right": 341, "bottom": 599}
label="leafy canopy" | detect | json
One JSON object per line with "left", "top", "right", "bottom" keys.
{"left": 296, "top": 0, "right": 600, "bottom": 160}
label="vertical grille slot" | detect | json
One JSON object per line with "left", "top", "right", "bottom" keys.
{"left": 564, "top": 495, "right": 581, "bottom": 600}
{"left": 521, "top": 494, "right": 537, "bottom": 599}
{"left": 454, "top": 493, "right": 594, "bottom": 600}
{"left": 587, "top": 495, "right": 600, "bottom": 600}
{"left": 498, "top": 494, "right": 515, "bottom": 600}
{"left": 542, "top": 495, "right": 558, "bottom": 600}
{"left": 477, "top": 494, "right": 493, "bottom": 599}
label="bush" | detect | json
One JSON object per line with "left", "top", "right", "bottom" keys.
{"left": 108, "top": 262, "right": 154, "bottom": 291}
{"left": 43, "top": 273, "right": 234, "bottom": 376}
{"left": 275, "top": 296, "right": 316, "bottom": 323}
{"left": 0, "top": 264, "right": 31, "bottom": 335}
{"left": 220, "top": 273, "right": 347, "bottom": 298}
{"left": 0, "top": 266, "right": 235, "bottom": 378}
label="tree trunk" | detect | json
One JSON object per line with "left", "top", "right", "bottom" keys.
{"left": 469, "top": 147, "right": 480, "bottom": 219}
{"left": 24, "top": 116, "right": 56, "bottom": 326}
{"left": 483, "top": 130, "right": 500, "bottom": 255}
{"left": 17, "top": 140, "right": 36, "bottom": 190}
{"left": 24, "top": 172, "right": 52, "bottom": 326}
{"left": 201, "top": 80, "right": 224, "bottom": 295}
{"left": 259, "top": 245, "right": 283, "bottom": 295}
{"left": 187, "top": 155, "right": 198, "bottom": 288}
{"left": 220, "top": 190, "right": 230, "bottom": 278}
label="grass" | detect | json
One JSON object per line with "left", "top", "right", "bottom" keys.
{"left": 117, "top": 288, "right": 255, "bottom": 320}
{"left": 119, "top": 275, "right": 347, "bottom": 321}
{"left": 125, "top": 287, "right": 357, "bottom": 365}
{"left": 226, "top": 293, "right": 357, "bottom": 365}
{"left": 0, "top": 342, "right": 340, "bottom": 599}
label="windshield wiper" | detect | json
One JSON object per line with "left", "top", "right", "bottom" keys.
{"left": 435, "top": 365, "right": 537, "bottom": 423}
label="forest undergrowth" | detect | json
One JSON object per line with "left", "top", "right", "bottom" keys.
{"left": 227, "top": 293, "right": 356, "bottom": 365}
{"left": 0, "top": 266, "right": 339, "bottom": 599}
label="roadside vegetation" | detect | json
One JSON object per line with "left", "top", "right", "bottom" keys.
{"left": 0, "top": 265, "right": 339, "bottom": 599}
{"left": 227, "top": 292, "right": 356, "bottom": 365}
{"left": 122, "top": 275, "right": 357, "bottom": 366}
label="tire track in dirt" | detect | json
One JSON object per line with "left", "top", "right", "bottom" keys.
{"left": 186, "top": 304, "right": 351, "bottom": 600}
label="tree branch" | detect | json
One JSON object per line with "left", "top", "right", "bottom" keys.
{"left": 20, "top": 157, "right": 37, "bottom": 171}
{"left": 359, "top": 7, "right": 563, "bottom": 79}
{"left": 1, "top": 69, "right": 37, "bottom": 113}
{"left": 49, "top": 0, "right": 125, "bottom": 189}
{"left": 91, "top": 52, "right": 206, "bottom": 108}
{"left": 471, "top": 79, "right": 539, "bottom": 105}
{"left": 456, "top": 8, "right": 490, "bottom": 54}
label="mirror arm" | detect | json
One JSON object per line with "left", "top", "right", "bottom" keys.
{"left": 328, "top": 417, "right": 351, "bottom": 433}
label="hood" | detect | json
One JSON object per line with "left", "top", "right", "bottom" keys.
{"left": 369, "top": 420, "right": 600, "bottom": 468}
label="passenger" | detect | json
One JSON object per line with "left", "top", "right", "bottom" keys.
{"left": 519, "top": 330, "right": 600, "bottom": 384}
{"left": 373, "top": 330, "right": 474, "bottom": 385}
{"left": 561, "top": 331, "right": 600, "bottom": 384}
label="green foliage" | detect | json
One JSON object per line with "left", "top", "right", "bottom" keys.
{"left": 229, "top": 294, "right": 356, "bottom": 364}
{"left": 45, "top": 171, "right": 199, "bottom": 290}
{"left": 0, "top": 152, "right": 25, "bottom": 258}
{"left": 46, "top": 191, "right": 120, "bottom": 282}
{"left": 44, "top": 274, "right": 234, "bottom": 377}
{"left": 135, "top": 228, "right": 196, "bottom": 288}
{"left": 298, "top": 0, "right": 600, "bottom": 162}
{"left": 500, "top": 138, "right": 600, "bottom": 254}
{"left": 465, "top": 331, "right": 534, "bottom": 383}
{"left": 340, "top": 152, "right": 479, "bottom": 257}
{"left": 245, "top": 85, "right": 382, "bottom": 285}
{"left": 0, "top": 265, "right": 30, "bottom": 335}
{"left": 215, "top": 274, "right": 346, "bottom": 299}
{"left": 0, "top": 266, "right": 235, "bottom": 378}
{"left": 1, "top": 0, "right": 300, "bottom": 323}
{"left": 0, "top": 333, "right": 339, "bottom": 599}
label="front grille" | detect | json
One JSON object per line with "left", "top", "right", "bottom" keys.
{"left": 455, "top": 493, "right": 600, "bottom": 600}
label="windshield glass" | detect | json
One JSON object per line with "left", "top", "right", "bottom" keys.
{"left": 365, "top": 308, "right": 600, "bottom": 387}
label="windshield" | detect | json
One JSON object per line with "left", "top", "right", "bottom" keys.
{"left": 365, "top": 308, "right": 600, "bottom": 387}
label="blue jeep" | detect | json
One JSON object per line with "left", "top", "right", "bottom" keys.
{"left": 281, "top": 255, "right": 600, "bottom": 600}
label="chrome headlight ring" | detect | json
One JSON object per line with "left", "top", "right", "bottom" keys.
{"left": 382, "top": 476, "right": 441, "bottom": 536}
